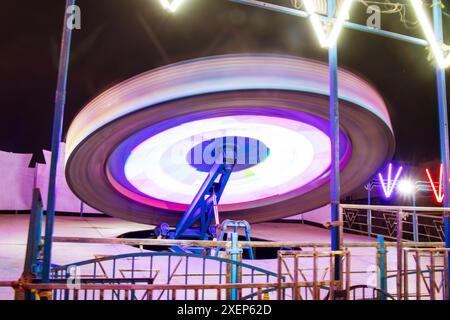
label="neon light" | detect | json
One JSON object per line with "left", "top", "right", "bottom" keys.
{"left": 303, "top": 0, "right": 355, "bottom": 48}
{"left": 378, "top": 163, "right": 403, "bottom": 198}
{"left": 426, "top": 163, "right": 445, "bottom": 203}
{"left": 159, "top": 0, "right": 185, "bottom": 12}
{"left": 122, "top": 115, "right": 332, "bottom": 206}
{"left": 410, "top": 0, "right": 450, "bottom": 69}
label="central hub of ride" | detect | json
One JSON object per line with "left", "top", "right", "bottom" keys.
{"left": 187, "top": 136, "right": 270, "bottom": 172}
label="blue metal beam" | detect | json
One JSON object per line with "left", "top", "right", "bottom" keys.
{"left": 173, "top": 155, "right": 235, "bottom": 239}
{"left": 227, "top": 232, "right": 242, "bottom": 300}
{"left": 377, "top": 235, "right": 387, "bottom": 300}
{"left": 328, "top": 0, "right": 341, "bottom": 282}
{"left": 23, "top": 189, "right": 44, "bottom": 280}
{"left": 229, "top": 0, "right": 429, "bottom": 46}
{"left": 41, "top": 0, "right": 75, "bottom": 282}
{"left": 432, "top": 0, "right": 450, "bottom": 301}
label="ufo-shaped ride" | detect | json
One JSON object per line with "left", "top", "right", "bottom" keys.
{"left": 65, "top": 54, "right": 394, "bottom": 226}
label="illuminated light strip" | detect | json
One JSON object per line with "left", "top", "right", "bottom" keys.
{"left": 121, "top": 115, "right": 333, "bottom": 206}
{"left": 378, "top": 163, "right": 403, "bottom": 198}
{"left": 410, "top": 0, "right": 450, "bottom": 69}
{"left": 303, "top": 0, "right": 355, "bottom": 48}
{"left": 426, "top": 163, "right": 445, "bottom": 203}
{"left": 159, "top": 0, "right": 185, "bottom": 12}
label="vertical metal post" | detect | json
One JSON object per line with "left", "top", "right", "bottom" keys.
{"left": 227, "top": 232, "right": 242, "bottom": 300}
{"left": 23, "top": 189, "right": 43, "bottom": 279}
{"left": 430, "top": 252, "right": 436, "bottom": 300}
{"left": 42, "top": 0, "right": 75, "bottom": 282}
{"left": 367, "top": 183, "right": 372, "bottom": 236}
{"left": 433, "top": 0, "right": 450, "bottom": 300}
{"left": 396, "top": 209, "right": 403, "bottom": 299}
{"left": 416, "top": 251, "right": 421, "bottom": 300}
{"left": 403, "top": 249, "right": 409, "bottom": 300}
{"left": 412, "top": 192, "right": 418, "bottom": 242}
{"left": 80, "top": 201, "right": 84, "bottom": 218}
{"left": 377, "top": 235, "right": 387, "bottom": 300}
{"left": 328, "top": 0, "right": 341, "bottom": 280}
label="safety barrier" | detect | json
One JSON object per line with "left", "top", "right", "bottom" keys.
{"left": 1, "top": 203, "right": 448, "bottom": 300}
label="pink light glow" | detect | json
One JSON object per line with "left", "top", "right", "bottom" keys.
{"left": 122, "top": 115, "right": 332, "bottom": 207}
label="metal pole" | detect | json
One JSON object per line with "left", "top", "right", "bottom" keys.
{"left": 229, "top": 0, "right": 428, "bottom": 46}
{"left": 367, "top": 183, "right": 372, "bottom": 236}
{"left": 396, "top": 209, "right": 403, "bottom": 299}
{"left": 42, "top": 0, "right": 75, "bottom": 282}
{"left": 432, "top": 0, "right": 450, "bottom": 300}
{"left": 328, "top": 0, "right": 341, "bottom": 281}
{"left": 23, "top": 189, "right": 43, "bottom": 279}
{"left": 227, "top": 232, "right": 242, "bottom": 300}
{"left": 377, "top": 235, "right": 387, "bottom": 300}
{"left": 412, "top": 191, "right": 418, "bottom": 242}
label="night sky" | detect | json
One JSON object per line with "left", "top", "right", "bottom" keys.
{"left": 1, "top": 0, "right": 450, "bottom": 166}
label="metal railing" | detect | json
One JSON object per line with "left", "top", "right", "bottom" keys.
{"left": 48, "top": 252, "right": 279, "bottom": 301}
{"left": 2, "top": 203, "right": 449, "bottom": 300}
{"left": 341, "top": 204, "right": 449, "bottom": 242}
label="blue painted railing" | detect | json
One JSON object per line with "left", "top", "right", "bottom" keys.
{"left": 49, "top": 251, "right": 280, "bottom": 300}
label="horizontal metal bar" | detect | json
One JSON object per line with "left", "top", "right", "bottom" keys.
{"left": 341, "top": 203, "right": 450, "bottom": 212}
{"left": 52, "top": 236, "right": 373, "bottom": 248}
{"left": 344, "top": 20, "right": 428, "bottom": 46}
{"left": 0, "top": 281, "right": 15, "bottom": 288}
{"left": 50, "top": 236, "right": 227, "bottom": 247}
{"left": 403, "top": 247, "right": 450, "bottom": 252}
{"left": 229, "top": 0, "right": 428, "bottom": 46}
{"left": 229, "top": 0, "right": 308, "bottom": 18}
{"left": 18, "top": 281, "right": 286, "bottom": 291}
{"left": 51, "top": 236, "right": 444, "bottom": 248}
{"left": 49, "top": 278, "right": 155, "bottom": 284}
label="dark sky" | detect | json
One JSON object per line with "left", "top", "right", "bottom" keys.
{"left": 1, "top": 0, "right": 449, "bottom": 165}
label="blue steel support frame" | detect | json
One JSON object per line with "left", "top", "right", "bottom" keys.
{"left": 229, "top": 0, "right": 428, "bottom": 46}
{"left": 41, "top": 0, "right": 75, "bottom": 283}
{"left": 215, "top": 219, "right": 254, "bottom": 259}
{"left": 174, "top": 158, "right": 235, "bottom": 239}
{"left": 23, "top": 189, "right": 44, "bottom": 280}
{"left": 328, "top": 0, "right": 341, "bottom": 281}
{"left": 377, "top": 235, "right": 387, "bottom": 300}
{"left": 432, "top": 0, "right": 450, "bottom": 300}
{"left": 227, "top": 232, "right": 242, "bottom": 300}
